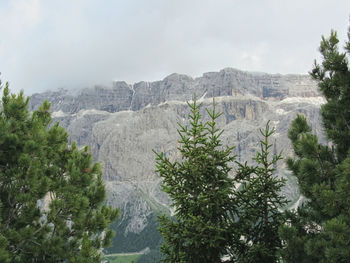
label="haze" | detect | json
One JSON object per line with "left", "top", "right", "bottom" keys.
{"left": 0, "top": 0, "right": 349, "bottom": 94}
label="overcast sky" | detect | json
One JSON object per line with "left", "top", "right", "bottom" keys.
{"left": 0, "top": 0, "right": 349, "bottom": 94}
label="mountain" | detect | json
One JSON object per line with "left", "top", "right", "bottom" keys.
{"left": 29, "top": 68, "right": 324, "bottom": 258}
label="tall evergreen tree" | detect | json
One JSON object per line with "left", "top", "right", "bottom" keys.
{"left": 0, "top": 82, "right": 119, "bottom": 262}
{"left": 155, "top": 98, "right": 287, "bottom": 263}
{"left": 235, "top": 122, "right": 287, "bottom": 263}
{"left": 279, "top": 24, "right": 350, "bottom": 262}
{"left": 154, "top": 98, "right": 237, "bottom": 263}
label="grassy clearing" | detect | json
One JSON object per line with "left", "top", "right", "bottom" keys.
{"left": 104, "top": 254, "right": 141, "bottom": 263}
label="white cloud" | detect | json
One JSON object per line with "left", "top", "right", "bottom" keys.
{"left": 0, "top": 0, "right": 42, "bottom": 41}
{"left": 0, "top": 0, "right": 350, "bottom": 94}
{"left": 0, "top": 0, "right": 43, "bottom": 90}
{"left": 0, "top": 0, "right": 41, "bottom": 36}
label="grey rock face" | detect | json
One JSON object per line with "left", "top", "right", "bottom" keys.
{"left": 29, "top": 68, "right": 323, "bottom": 244}
{"left": 30, "top": 68, "right": 318, "bottom": 113}
{"left": 29, "top": 81, "right": 133, "bottom": 114}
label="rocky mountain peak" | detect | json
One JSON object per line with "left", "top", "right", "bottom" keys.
{"left": 28, "top": 68, "right": 323, "bottom": 252}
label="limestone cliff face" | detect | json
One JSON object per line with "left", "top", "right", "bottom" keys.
{"left": 29, "top": 68, "right": 317, "bottom": 114}
{"left": 30, "top": 68, "right": 323, "bottom": 250}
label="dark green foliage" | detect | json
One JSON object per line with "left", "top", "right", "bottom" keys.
{"left": 154, "top": 98, "right": 237, "bottom": 263}
{"left": 311, "top": 29, "right": 350, "bottom": 162}
{"left": 235, "top": 122, "right": 287, "bottom": 263}
{"left": 155, "top": 98, "right": 287, "bottom": 262}
{"left": 280, "top": 24, "right": 350, "bottom": 262}
{"left": 0, "top": 83, "right": 119, "bottom": 262}
{"left": 0, "top": 228, "right": 10, "bottom": 263}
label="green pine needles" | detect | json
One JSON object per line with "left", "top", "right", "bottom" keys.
{"left": 279, "top": 24, "right": 350, "bottom": 263}
{"left": 0, "top": 83, "right": 119, "bottom": 262}
{"left": 235, "top": 122, "right": 287, "bottom": 262}
{"left": 155, "top": 98, "right": 236, "bottom": 263}
{"left": 155, "top": 98, "right": 286, "bottom": 263}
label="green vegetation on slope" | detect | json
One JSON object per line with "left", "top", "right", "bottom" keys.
{"left": 104, "top": 212, "right": 162, "bottom": 254}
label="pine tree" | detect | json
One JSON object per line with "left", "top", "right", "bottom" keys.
{"left": 154, "top": 98, "right": 237, "bottom": 263}
{"left": 234, "top": 122, "right": 287, "bottom": 263}
{"left": 279, "top": 24, "right": 350, "bottom": 262}
{"left": 0, "top": 82, "right": 119, "bottom": 262}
